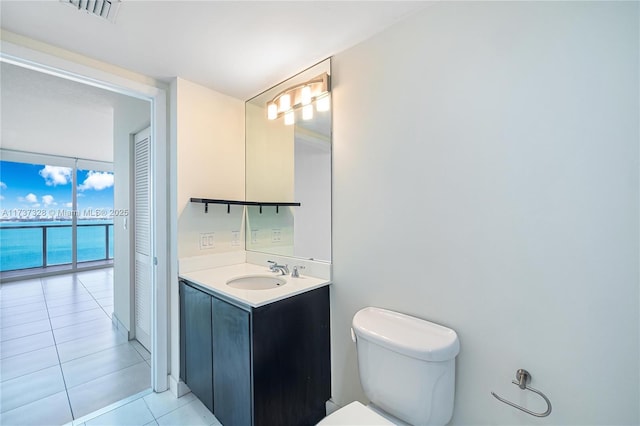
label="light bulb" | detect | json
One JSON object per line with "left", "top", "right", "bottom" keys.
{"left": 284, "top": 110, "right": 295, "bottom": 125}
{"left": 302, "top": 104, "right": 313, "bottom": 120}
{"left": 316, "top": 94, "right": 330, "bottom": 112}
{"left": 279, "top": 93, "right": 291, "bottom": 112}
{"left": 301, "top": 86, "right": 312, "bottom": 105}
{"left": 267, "top": 103, "right": 278, "bottom": 120}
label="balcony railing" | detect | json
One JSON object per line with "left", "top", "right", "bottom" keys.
{"left": 0, "top": 223, "right": 114, "bottom": 272}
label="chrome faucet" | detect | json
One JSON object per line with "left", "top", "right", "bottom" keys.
{"left": 268, "top": 261, "right": 289, "bottom": 275}
{"left": 291, "top": 265, "right": 305, "bottom": 278}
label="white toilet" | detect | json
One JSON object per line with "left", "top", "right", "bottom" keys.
{"left": 319, "top": 307, "right": 460, "bottom": 426}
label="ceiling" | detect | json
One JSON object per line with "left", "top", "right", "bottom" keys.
{"left": 1, "top": 61, "right": 149, "bottom": 162}
{"left": 0, "top": 1, "right": 429, "bottom": 99}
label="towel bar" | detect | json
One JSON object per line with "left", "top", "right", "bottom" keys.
{"left": 491, "top": 369, "right": 552, "bottom": 418}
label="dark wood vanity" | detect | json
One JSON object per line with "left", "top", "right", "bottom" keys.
{"left": 179, "top": 279, "right": 330, "bottom": 426}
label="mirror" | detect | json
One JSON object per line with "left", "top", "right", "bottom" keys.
{"left": 245, "top": 59, "right": 331, "bottom": 262}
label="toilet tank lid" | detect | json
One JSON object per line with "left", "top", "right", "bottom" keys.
{"left": 352, "top": 307, "right": 460, "bottom": 362}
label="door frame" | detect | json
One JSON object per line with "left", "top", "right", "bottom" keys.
{"left": 0, "top": 38, "right": 171, "bottom": 392}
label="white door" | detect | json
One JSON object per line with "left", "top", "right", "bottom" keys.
{"left": 134, "top": 127, "right": 152, "bottom": 351}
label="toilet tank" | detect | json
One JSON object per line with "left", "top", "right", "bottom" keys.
{"left": 352, "top": 307, "right": 460, "bottom": 426}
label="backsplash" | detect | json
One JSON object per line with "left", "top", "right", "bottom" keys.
{"left": 177, "top": 202, "right": 245, "bottom": 257}
{"left": 245, "top": 205, "right": 294, "bottom": 256}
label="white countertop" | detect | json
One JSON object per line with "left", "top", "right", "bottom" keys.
{"left": 179, "top": 263, "right": 331, "bottom": 308}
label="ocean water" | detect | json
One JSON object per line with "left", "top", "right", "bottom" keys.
{"left": 0, "top": 220, "right": 114, "bottom": 272}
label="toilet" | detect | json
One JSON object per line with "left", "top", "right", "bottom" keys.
{"left": 319, "top": 307, "right": 460, "bottom": 426}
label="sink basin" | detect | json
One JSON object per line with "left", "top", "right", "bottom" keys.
{"left": 226, "top": 275, "right": 286, "bottom": 290}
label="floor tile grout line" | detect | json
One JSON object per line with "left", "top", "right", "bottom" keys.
{"left": 0, "top": 314, "right": 53, "bottom": 330}
{"left": 70, "top": 388, "right": 153, "bottom": 425}
{"left": 0, "top": 356, "right": 59, "bottom": 384}
{"left": 130, "top": 341, "right": 152, "bottom": 360}
{"left": 50, "top": 316, "right": 112, "bottom": 332}
{"left": 40, "top": 276, "right": 77, "bottom": 420}
{"left": 147, "top": 395, "right": 201, "bottom": 424}
{"left": 53, "top": 326, "right": 120, "bottom": 344}
{"left": 76, "top": 276, "right": 113, "bottom": 322}
{"left": 48, "top": 308, "right": 110, "bottom": 329}
{"left": 64, "top": 357, "right": 149, "bottom": 392}
{"left": 52, "top": 317, "right": 125, "bottom": 354}
{"left": 48, "top": 305, "right": 106, "bottom": 319}
{"left": 56, "top": 339, "right": 132, "bottom": 369}
{"left": 0, "top": 303, "right": 49, "bottom": 315}
{"left": 55, "top": 338, "right": 131, "bottom": 366}
{"left": 140, "top": 393, "right": 158, "bottom": 421}
{"left": 50, "top": 325, "right": 125, "bottom": 350}
{"left": 0, "top": 327, "right": 54, "bottom": 344}
{"left": 0, "top": 299, "right": 47, "bottom": 310}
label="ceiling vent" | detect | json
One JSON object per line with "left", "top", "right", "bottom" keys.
{"left": 61, "top": 0, "right": 121, "bottom": 23}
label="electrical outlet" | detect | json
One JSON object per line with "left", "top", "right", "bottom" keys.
{"left": 199, "top": 232, "right": 215, "bottom": 250}
{"left": 251, "top": 230, "right": 258, "bottom": 244}
{"left": 232, "top": 230, "right": 240, "bottom": 246}
{"left": 271, "top": 228, "right": 281, "bottom": 243}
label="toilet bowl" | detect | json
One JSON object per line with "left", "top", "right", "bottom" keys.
{"left": 319, "top": 307, "right": 460, "bottom": 426}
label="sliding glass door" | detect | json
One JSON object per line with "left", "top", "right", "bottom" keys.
{"left": 0, "top": 155, "right": 114, "bottom": 273}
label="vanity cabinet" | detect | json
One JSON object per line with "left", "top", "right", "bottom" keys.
{"left": 179, "top": 280, "right": 330, "bottom": 426}
{"left": 179, "top": 283, "right": 213, "bottom": 412}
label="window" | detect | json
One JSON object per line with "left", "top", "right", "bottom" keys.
{"left": 0, "top": 156, "right": 114, "bottom": 273}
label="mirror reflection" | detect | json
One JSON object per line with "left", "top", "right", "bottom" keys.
{"left": 245, "top": 59, "right": 331, "bottom": 262}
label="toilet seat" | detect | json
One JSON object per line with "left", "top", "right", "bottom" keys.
{"left": 318, "top": 401, "right": 396, "bottom": 425}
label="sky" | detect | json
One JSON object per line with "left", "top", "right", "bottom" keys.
{"left": 0, "top": 160, "right": 114, "bottom": 219}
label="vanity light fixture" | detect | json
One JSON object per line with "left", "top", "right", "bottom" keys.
{"left": 266, "top": 72, "right": 331, "bottom": 125}
{"left": 267, "top": 103, "right": 278, "bottom": 120}
{"left": 279, "top": 93, "right": 291, "bottom": 112}
{"left": 301, "top": 86, "right": 312, "bottom": 105}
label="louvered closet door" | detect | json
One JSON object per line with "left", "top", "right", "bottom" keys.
{"left": 134, "top": 127, "right": 152, "bottom": 351}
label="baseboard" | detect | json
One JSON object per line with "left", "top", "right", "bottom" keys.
{"left": 326, "top": 399, "right": 340, "bottom": 415}
{"left": 111, "top": 313, "right": 131, "bottom": 339}
{"left": 168, "top": 374, "right": 191, "bottom": 398}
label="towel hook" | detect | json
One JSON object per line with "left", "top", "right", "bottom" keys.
{"left": 491, "top": 369, "right": 552, "bottom": 418}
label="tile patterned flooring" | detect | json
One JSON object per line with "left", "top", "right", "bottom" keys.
{"left": 69, "top": 390, "right": 222, "bottom": 426}
{"left": 1, "top": 269, "right": 218, "bottom": 426}
{"left": 0, "top": 268, "right": 155, "bottom": 425}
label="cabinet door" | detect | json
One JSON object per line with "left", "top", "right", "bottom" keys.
{"left": 181, "top": 282, "right": 214, "bottom": 412}
{"left": 212, "top": 297, "right": 252, "bottom": 426}
{"left": 252, "top": 286, "right": 330, "bottom": 426}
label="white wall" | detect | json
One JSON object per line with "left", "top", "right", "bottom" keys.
{"left": 331, "top": 2, "right": 639, "bottom": 424}
{"left": 171, "top": 77, "right": 245, "bottom": 386}
{"left": 175, "top": 77, "right": 245, "bottom": 257}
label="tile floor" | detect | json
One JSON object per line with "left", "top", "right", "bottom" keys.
{"left": 0, "top": 268, "right": 153, "bottom": 425}
{"left": 64, "top": 390, "right": 222, "bottom": 426}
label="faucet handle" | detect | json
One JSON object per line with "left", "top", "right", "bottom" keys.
{"left": 291, "top": 265, "right": 305, "bottom": 278}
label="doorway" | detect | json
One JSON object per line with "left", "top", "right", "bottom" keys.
{"left": 1, "top": 40, "right": 169, "bottom": 395}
